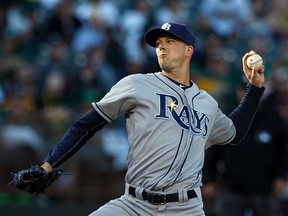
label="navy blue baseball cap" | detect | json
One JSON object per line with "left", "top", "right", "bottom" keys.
{"left": 144, "top": 22, "right": 196, "bottom": 48}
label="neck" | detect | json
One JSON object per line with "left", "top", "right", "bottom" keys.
{"left": 162, "top": 70, "right": 190, "bottom": 86}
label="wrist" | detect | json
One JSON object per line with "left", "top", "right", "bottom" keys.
{"left": 41, "top": 162, "right": 53, "bottom": 173}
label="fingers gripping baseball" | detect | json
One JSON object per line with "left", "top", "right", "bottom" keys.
{"left": 8, "top": 165, "right": 63, "bottom": 194}
{"left": 242, "top": 50, "right": 265, "bottom": 88}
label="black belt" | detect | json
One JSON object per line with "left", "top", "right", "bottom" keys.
{"left": 128, "top": 186, "right": 197, "bottom": 205}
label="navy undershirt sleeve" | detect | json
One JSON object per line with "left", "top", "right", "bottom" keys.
{"left": 44, "top": 108, "right": 108, "bottom": 168}
{"left": 228, "top": 84, "right": 265, "bottom": 145}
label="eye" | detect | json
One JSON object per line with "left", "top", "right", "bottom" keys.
{"left": 167, "top": 39, "right": 175, "bottom": 43}
{"left": 155, "top": 41, "right": 160, "bottom": 47}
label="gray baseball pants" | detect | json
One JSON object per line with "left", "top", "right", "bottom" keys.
{"left": 89, "top": 185, "right": 205, "bottom": 216}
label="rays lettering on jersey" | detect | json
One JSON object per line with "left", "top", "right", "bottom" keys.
{"left": 155, "top": 93, "right": 209, "bottom": 136}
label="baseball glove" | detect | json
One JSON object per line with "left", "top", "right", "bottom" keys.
{"left": 9, "top": 165, "right": 63, "bottom": 194}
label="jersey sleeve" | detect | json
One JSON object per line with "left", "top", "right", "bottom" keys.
{"left": 206, "top": 83, "right": 265, "bottom": 149}
{"left": 92, "top": 75, "right": 137, "bottom": 122}
{"left": 44, "top": 75, "right": 138, "bottom": 168}
{"left": 205, "top": 109, "right": 236, "bottom": 149}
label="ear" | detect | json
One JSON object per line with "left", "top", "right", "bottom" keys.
{"left": 186, "top": 46, "right": 194, "bottom": 58}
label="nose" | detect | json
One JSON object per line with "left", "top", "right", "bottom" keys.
{"left": 157, "top": 42, "right": 166, "bottom": 50}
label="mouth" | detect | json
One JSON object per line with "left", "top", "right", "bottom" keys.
{"left": 159, "top": 53, "right": 167, "bottom": 59}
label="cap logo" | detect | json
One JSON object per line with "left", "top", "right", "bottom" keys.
{"left": 161, "top": 23, "right": 171, "bottom": 31}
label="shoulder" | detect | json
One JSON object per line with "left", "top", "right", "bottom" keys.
{"left": 120, "top": 72, "right": 162, "bottom": 84}
{"left": 127, "top": 72, "right": 161, "bottom": 79}
{"left": 110, "top": 73, "right": 160, "bottom": 93}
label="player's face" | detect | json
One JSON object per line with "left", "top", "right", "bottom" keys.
{"left": 155, "top": 35, "right": 191, "bottom": 74}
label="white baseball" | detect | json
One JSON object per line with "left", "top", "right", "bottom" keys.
{"left": 246, "top": 54, "right": 263, "bottom": 70}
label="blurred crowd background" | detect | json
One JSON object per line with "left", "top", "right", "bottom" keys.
{"left": 0, "top": 0, "right": 288, "bottom": 215}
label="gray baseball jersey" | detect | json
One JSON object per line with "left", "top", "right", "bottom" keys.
{"left": 92, "top": 72, "right": 235, "bottom": 192}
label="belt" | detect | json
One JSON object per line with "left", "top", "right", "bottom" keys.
{"left": 128, "top": 186, "right": 197, "bottom": 205}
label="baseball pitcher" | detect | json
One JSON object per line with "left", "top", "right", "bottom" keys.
{"left": 9, "top": 22, "right": 265, "bottom": 216}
